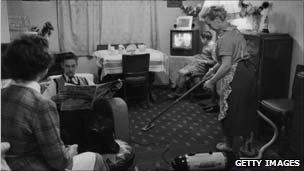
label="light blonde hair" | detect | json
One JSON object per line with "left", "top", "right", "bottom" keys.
{"left": 202, "top": 6, "right": 227, "bottom": 21}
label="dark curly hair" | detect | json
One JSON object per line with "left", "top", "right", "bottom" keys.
{"left": 60, "top": 52, "right": 78, "bottom": 64}
{"left": 4, "top": 34, "right": 53, "bottom": 81}
{"left": 39, "top": 22, "right": 54, "bottom": 37}
{"left": 200, "top": 31, "right": 213, "bottom": 41}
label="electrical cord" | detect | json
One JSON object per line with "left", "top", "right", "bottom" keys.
{"left": 160, "top": 144, "right": 171, "bottom": 165}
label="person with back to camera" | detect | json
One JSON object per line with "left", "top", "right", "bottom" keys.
{"left": 168, "top": 31, "right": 217, "bottom": 99}
{"left": 201, "top": 6, "right": 258, "bottom": 156}
{"left": 1, "top": 34, "right": 109, "bottom": 171}
{"left": 1, "top": 22, "right": 55, "bottom": 90}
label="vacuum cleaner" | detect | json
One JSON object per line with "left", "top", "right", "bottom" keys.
{"left": 141, "top": 75, "right": 279, "bottom": 170}
{"left": 171, "top": 110, "right": 278, "bottom": 170}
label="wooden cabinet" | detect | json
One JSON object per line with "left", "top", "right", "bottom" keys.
{"left": 243, "top": 32, "right": 293, "bottom": 100}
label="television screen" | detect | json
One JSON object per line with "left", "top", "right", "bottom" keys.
{"left": 172, "top": 32, "right": 192, "bottom": 49}
{"left": 170, "top": 29, "right": 200, "bottom": 56}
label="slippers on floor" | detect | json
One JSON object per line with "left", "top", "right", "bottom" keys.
{"left": 240, "top": 146, "right": 258, "bottom": 157}
{"left": 216, "top": 142, "right": 232, "bottom": 152}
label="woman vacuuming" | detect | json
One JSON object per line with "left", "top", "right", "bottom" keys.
{"left": 201, "top": 5, "right": 258, "bottom": 157}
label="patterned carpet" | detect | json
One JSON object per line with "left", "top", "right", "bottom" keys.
{"left": 127, "top": 87, "right": 223, "bottom": 170}
{"left": 126, "top": 87, "right": 300, "bottom": 171}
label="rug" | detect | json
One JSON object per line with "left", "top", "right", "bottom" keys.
{"left": 128, "top": 88, "right": 222, "bottom": 170}
{"left": 127, "top": 87, "right": 293, "bottom": 171}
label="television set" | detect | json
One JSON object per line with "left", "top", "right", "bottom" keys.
{"left": 170, "top": 29, "right": 201, "bottom": 56}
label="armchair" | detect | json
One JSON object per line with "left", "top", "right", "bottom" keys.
{"left": 46, "top": 72, "right": 130, "bottom": 142}
{"left": 41, "top": 73, "right": 129, "bottom": 154}
{"left": 1, "top": 96, "right": 131, "bottom": 170}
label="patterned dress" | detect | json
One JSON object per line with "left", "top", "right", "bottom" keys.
{"left": 215, "top": 25, "right": 257, "bottom": 136}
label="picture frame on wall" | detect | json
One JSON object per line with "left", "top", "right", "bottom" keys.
{"left": 22, "top": 0, "right": 50, "bottom": 1}
{"left": 167, "top": 0, "right": 183, "bottom": 8}
{"left": 176, "top": 16, "right": 193, "bottom": 30}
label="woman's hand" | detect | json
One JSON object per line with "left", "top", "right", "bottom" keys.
{"left": 203, "top": 79, "right": 215, "bottom": 92}
{"left": 205, "top": 63, "right": 220, "bottom": 80}
{"left": 204, "top": 70, "right": 214, "bottom": 80}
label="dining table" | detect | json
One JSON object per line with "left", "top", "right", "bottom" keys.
{"left": 93, "top": 48, "right": 169, "bottom": 82}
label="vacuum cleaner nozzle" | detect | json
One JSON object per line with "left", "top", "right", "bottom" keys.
{"left": 141, "top": 123, "right": 155, "bottom": 132}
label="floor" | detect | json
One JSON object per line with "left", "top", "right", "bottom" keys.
{"left": 125, "top": 87, "right": 302, "bottom": 171}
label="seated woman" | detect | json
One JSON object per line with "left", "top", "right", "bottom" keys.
{"left": 168, "top": 31, "right": 216, "bottom": 99}
{"left": 1, "top": 34, "right": 109, "bottom": 171}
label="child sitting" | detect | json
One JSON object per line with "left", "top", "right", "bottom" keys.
{"left": 168, "top": 31, "right": 216, "bottom": 99}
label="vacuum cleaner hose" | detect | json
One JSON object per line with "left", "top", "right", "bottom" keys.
{"left": 241, "top": 110, "right": 279, "bottom": 159}
{"left": 142, "top": 76, "right": 208, "bottom": 131}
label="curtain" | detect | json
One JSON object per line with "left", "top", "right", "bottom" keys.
{"left": 57, "top": 0, "right": 158, "bottom": 56}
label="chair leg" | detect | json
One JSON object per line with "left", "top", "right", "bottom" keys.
{"left": 149, "top": 88, "right": 157, "bottom": 102}
{"left": 279, "top": 116, "right": 290, "bottom": 155}
{"left": 145, "top": 84, "right": 150, "bottom": 108}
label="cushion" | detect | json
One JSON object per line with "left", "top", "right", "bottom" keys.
{"left": 261, "top": 99, "right": 295, "bottom": 116}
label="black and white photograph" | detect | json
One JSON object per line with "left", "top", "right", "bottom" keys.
{"left": 176, "top": 16, "right": 193, "bottom": 30}
{"left": 1, "top": 0, "right": 303, "bottom": 171}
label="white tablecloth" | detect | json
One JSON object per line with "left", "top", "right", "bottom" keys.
{"left": 93, "top": 48, "right": 169, "bottom": 81}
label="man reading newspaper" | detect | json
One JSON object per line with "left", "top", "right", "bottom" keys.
{"left": 43, "top": 52, "right": 122, "bottom": 153}
{"left": 56, "top": 80, "right": 122, "bottom": 111}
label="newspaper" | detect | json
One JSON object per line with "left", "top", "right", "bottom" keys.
{"left": 58, "top": 79, "right": 122, "bottom": 111}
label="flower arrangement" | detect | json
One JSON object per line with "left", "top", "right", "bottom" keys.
{"left": 238, "top": 0, "right": 271, "bottom": 32}
{"left": 30, "top": 21, "right": 54, "bottom": 37}
{"left": 238, "top": 0, "right": 270, "bottom": 17}
{"left": 180, "top": 4, "right": 202, "bottom": 18}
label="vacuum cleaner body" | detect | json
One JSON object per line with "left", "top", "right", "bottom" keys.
{"left": 172, "top": 151, "right": 236, "bottom": 171}
{"left": 171, "top": 111, "right": 279, "bottom": 171}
